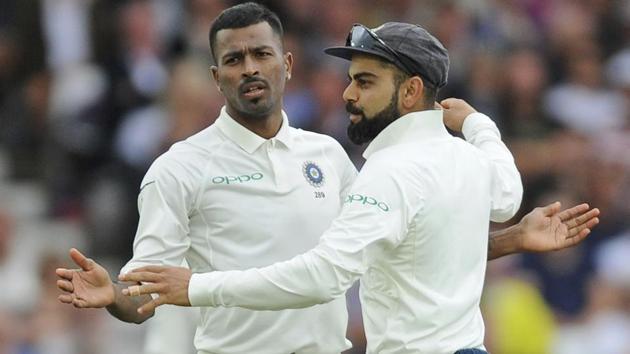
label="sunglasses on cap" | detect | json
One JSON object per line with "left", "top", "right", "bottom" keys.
{"left": 346, "top": 24, "right": 436, "bottom": 88}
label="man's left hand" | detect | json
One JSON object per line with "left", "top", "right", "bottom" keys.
{"left": 118, "top": 266, "right": 192, "bottom": 314}
{"left": 519, "top": 202, "right": 600, "bottom": 252}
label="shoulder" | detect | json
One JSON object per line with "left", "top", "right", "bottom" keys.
{"left": 142, "top": 135, "right": 217, "bottom": 189}
{"left": 182, "top": 124, "right": 226, "bottom": 153}
{"left": 357, "top": 149, "right": 411, "bottom": 187}
{"left": 291, "top": 127, "right": 340, "bottom": 145}
{"left": 360, "top": 143, "right": 447, "bottom": 186}
{"left": 291, "top": 128, "right": 350, "bottom": 158}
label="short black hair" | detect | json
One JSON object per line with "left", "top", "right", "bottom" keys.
{"left": 209, "top": 2, "right": 284, "bottom": 64}
{"left": 383, "top": 60, "right": 438, "bottom": 107}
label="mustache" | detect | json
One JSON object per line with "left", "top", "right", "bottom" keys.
{"left": 345, "top": 102, "right": 364, "bottom": 116}
{"left": 239, "top": 76, "right": 268, "bottom": 88}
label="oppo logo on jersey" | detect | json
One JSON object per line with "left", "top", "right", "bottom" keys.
{"left": 344, "top": 194, "right": 390, "bottom": 212}
{"left": 212, "top": 173, "right": 264, "bottom": 184}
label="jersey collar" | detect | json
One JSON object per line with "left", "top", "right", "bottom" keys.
{"left": 363, "top": 109, "right": 450, "bottom": 159}
{"left": 215, "top": 106, "right": 294, "bottom": 153}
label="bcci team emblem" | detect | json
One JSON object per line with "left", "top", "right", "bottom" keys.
{"left": 302, "top": 161, "right": 325, "bottom": 188}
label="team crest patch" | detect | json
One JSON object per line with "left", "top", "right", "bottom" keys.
{"left": 302, "top": 161, "right": 325, "bottom": 188}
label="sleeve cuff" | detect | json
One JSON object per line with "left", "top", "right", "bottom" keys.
{"left": 188, "top": 272, "right": 227, "bottom": 307}
{"left": 461, "top": 112, "right": 499, "bottom": 140}
{"left": 119, "top": 261, "right": 158, "bottom": 276}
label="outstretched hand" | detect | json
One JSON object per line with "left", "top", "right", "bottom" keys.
{"left": 56, "top": 248, "right": 115, "bottom": 308}
{"left": 118, "top": 265, "right": 192, "bottom": 314}
{"left": 519, "top": 202, "right": 600, "bottom": 252}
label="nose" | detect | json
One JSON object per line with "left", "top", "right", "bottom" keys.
{"left": 242, "top": 55, "right": 259, "bottom": 77}
{"left": 342, "top": 82, "right": 357, "bottom": 103}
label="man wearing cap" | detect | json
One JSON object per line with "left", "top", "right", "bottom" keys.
{"left": 57, "top": 6, "right": 600, "bottom": 354}
{"left": 180, "top": 22, "right": 519, "bottom": 354}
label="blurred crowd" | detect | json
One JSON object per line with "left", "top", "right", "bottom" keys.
{"left": 0, "top": 0, "right": 629, "bottom": 353}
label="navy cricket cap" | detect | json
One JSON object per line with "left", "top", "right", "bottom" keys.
{"left": 324, "top": 22, "right": 449, "bottom": 89}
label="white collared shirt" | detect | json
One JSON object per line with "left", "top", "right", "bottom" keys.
{"left": 121, "top": 107, "right": 357, "bottom": 354}
{"left": 189, "top": 110, "right": 523, "bottom": 354}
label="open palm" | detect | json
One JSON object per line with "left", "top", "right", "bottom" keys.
{"left": 519, "top": 202, "right": 600, "bottom": 252}
{"left": 56, "top": 248, "right": 115, "bottom": 308}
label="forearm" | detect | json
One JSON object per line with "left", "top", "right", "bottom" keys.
{"left": 189, "top": 249, "right": 359, "bottom": 310}
{"left": 487, "top": 223, "right": 523, "bottom": 260}
{"left": 106, "top": 281, "right": 154, "bottom": 323}
{"left": 189, "top": 196, "right": 400, "bottom": 310}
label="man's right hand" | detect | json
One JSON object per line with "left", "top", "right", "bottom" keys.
{"left": 437, "top": 98, "right": 477, "bottom": 132}
{"left": 56, "top": 248, "right": 115, "bottom": 308}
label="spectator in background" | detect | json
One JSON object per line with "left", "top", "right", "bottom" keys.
{"left": 483, "top": 256, "right": 557, "bottom": 354}
{"left": 606, "top": 46, "right": 630, "bottom": 122}
{"left": 179, "top": 0, "right": 229, "bottom": 56}
{"left": 0, "top": 210, "right": 15, "bottom": 354}
{"left": 543, "top": 41, "right": 626, "bottom": 135}
{"left": 0, "top": 0, "right": 47, "bottom": 181}
{"left": 553, "top": 230, "right": 630, "bottom": 354}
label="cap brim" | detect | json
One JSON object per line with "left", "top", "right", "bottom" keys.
{"left": 324, "top": 46, "right": 395, "bottom": 64}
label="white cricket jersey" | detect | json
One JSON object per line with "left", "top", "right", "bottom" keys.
{"left": 121, "top": 107, "right": 357, "bottom": 354}
{"left": 189, "top": 110, "right": 523, "bottom": 354}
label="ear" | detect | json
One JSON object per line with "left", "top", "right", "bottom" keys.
{"left": 284, "top": 52, "right": 293, "bottom": 81}
{"left": 400, "top": 76, "right": 424, "bottom": 110}
{"left": 210, "top": 66, "right": 221, "bottom": 92}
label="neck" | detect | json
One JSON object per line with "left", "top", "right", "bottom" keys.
{"left": 226, "top": 107, "right": 283, "bottom": 139}
{"left": 399, "top": 102, "right": 433, "bottom": 117}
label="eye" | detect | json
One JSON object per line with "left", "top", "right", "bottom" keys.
{"left": 224, "top": 57, "right": 239, "bottom": 65}
{"left": 357, "top": 79, "right": 371, "bottom": 88}
{"left": 256, "top": 51, "right": 272, "bottom": 58}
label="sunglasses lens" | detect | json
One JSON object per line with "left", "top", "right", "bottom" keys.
{"left": 348, "top": 26, "right": 372, "bottom": 48}
{"left": 345, "top": 25, "right": 419, "bottom": 81}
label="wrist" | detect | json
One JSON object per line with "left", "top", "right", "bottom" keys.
{"left": 107, "top": 281, "right": 120, "bottom": 308}
{"left": 488, "top": 223, "right": 523, "bottom": 260}
{"left": 510, "top": 222, "right": 525, "bottom": 254}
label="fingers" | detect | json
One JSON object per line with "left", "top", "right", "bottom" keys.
{"left": 137, "top": 296, "right": 166, "bottom": 315}
{"left": 576, "top": 208, "right": 600, "bottom": 223}
{"left": 56, "top": 268, "right": 75, "bottom": 281}
{"left": 72, "top": 298, "right": 89, "bottom": 308}
{"left": 574, "top": 208, "right": 600, "bottom": 226}
{"left": 59, "top": 294, "right": 89, "bottom": 308}
{"left": 122, "top": 283, "right": 163, "bottom": 297}
{"left": 129, "top": 265, "right": 167, "bottom": 274}
{"left": 439, "top": 98, "right": 473, "bottom": 110}
{"left": 564, "top": 207, "right": 600, "bottom": 230}
{"left": 567, "top": 219, "right": 594, "bottom": 238}
{"left": 567, "top": 215, "right": 600, "bottom": 238}
{"left": 564, "top": 228, "right": 591, "bottom": 248}
{"left": 557, "top": 203, "right": 590, "bottom": 222}
{"left": 119, "top": 271, "right": 163, "bottom": 283}
{"left": 584, "top": 215, "right": 600, "bottom": 229}
{"left": 58, "top": 294, "right": 74, "bottom": 304}
{"left": 540, "top": 201, "right": 562, "bottom": 217}
{"left": 440, "top": 98, "right": 457, "bottom": 109}
{"left": 125, "top": 285, "right": 142, "bottom": 297}
{"left": 69, "top": 248, "right": 94, "bottom": 271}
{"left": 434, "top": 101, "right": 443, "bottom": 110}
{"left": 57, "top": 279, "right": 74, "bottom": 293}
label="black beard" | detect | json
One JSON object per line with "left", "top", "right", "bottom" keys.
{"left": 236, "top": 102, "right": 273, "bottom": 121}
{"left": 346, "top": 92, "right": 401, "bottom": 145}
{"left": 235, "top": 76, "right": 274, "bottom": 120}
